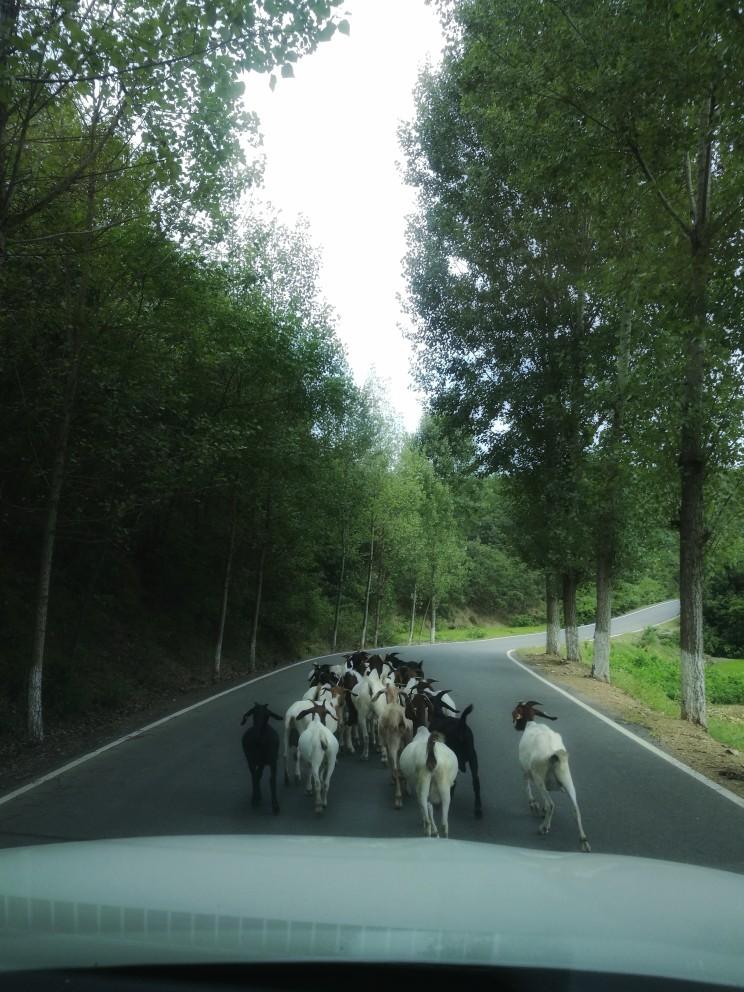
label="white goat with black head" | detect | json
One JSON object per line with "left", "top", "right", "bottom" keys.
{"left": 512, "top": 700, "right": 590, "bottom": 852}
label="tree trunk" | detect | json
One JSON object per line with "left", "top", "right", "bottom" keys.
{"left": 331, "top": 527, "right": 347, "bottom": 652}
{"left": 27, "top": 101, "right": 100, "bottom": 741}
{"left": 430, "top": 595, "right": 437, "bottom": 644}
{"left": 418, "top": 598, "right": 430, "bottom": 641}
{"left": 27, "top": 361, "right": 78, "bottom": 742}
{"left": 592, "top": 550, "right": 612, "bottom": 682}
{"left": 678, "top": 253, "right": 707, "bottom": 726}
{"left": 214, "top": 488, "right": 238, "bottom": 682}
{"left": 408, "top": 583, "right": 417, "bottom": 645}
{"left": 373, "top": 554, "right": 386, "bottom": 649}
{"left": 249, "top": 540, "right": 267, "bottom": 674}
{"left": 562, "top": 570, "right": 580, "bottom": 662}
{"left": 249, "top": 492, "right": 272, "bottom": 673}
{"left": 360, "top": 520, "right": 375, "bottom": 649}
{"left": 545, "top": 571, "right": 560, "bottom": 656}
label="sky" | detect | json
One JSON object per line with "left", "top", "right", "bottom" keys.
{"left": 241, "top": 0, "right": 445, "bottom": 433}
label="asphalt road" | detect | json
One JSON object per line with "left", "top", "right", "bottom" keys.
{"left": 2, "top": 600, "right": 743, "bottom": 873}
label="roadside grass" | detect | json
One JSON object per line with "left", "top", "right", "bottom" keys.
{"left": 522, "top": 622, "right": 744, "bottom": 752}
{"left": 389, "top": 619, "right": 545, "bottom": 645}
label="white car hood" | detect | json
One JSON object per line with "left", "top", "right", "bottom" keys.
{"left": 0, "top": 835, "right": 742, "bottom": 985}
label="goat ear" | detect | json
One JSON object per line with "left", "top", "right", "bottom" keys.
{"left": 441, "top": 700, "right": 459, "bottom": 713}
{"left": 536, "top": 709, "right": 557, "bottom": 721}
{"left": 268, "top": 710, "right": 283, "bottom": 720}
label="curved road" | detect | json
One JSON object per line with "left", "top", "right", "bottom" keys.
{"left": 1, "top": 600, "right": 743, "bottom": 872}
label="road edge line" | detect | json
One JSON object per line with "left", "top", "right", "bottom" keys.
{"left": 506, "top": 649, "right": 744, "bottom": 812}
{"left": 0, "top": 650, "right": 340, "bottom": 809}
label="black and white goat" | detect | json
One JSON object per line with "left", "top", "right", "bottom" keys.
{"left": 430, "top": 701, "right": 482, "bottom": 818}
{"left": 240, "top": 703, "right": 282, "bottom": 814}
{"left": 512, "top": 700, "right": 590, "bottom": 852}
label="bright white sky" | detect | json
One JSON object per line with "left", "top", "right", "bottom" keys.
{"left": 242, "top": 0, "right": 444, "bottom": 433}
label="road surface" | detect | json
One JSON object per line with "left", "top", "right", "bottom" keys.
{"left": 2, "top": 599, "right": 743, "bottom": 872}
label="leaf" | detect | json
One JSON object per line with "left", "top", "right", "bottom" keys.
{"left": 280, "top": 63, "right": 294, "bottom": 78}
{"left": 269, "top": 73, "right": 277, "bottom": 91}
{"left": 337, "top": 19, "right": 350, "bottom": 35}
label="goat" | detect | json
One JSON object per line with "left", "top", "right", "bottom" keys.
{"left": 378, "top": 690, "right": 413, "bottom": 808}
{"left": 296, "top": 703, "right": 340, "bottom": 813}
{"left": 351, "top": 668, "right": 383, "bottom": 759}
{"left": 512, "top": 700, "right": 590, "bottom": 853}
{"left": 283, "top": 697, "right": 337, "bottom": 784}
{"left": 405, "top": 691, "right": 433, "bottom": 731}
{"left": 430, "top": 703, "right": 482, "bottom": 818}
{"left": 240, "top": 703, "right": 282, "bottom": 814}
{"left": 399, "top": 726, "right": 458, "bottom": 837}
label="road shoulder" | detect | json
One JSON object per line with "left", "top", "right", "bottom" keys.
{"left": 512, "top": 649, "right": 744, "bottom": 802}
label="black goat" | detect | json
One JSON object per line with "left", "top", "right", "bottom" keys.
{"left": 241, "top": 703, "right": 282, "bottom": 814}
{"left": 430, "top": 703, "right": 482, "bottom": 819}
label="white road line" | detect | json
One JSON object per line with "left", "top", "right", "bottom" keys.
{"left": 506, "top": 649, "right": 744, "bottom": 812}
{"left": 0, "top": 650, "right": 341, "bottom": 809}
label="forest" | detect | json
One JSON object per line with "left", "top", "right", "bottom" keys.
{"left": 0, "top": 0, "right": 742, "bottom": 754}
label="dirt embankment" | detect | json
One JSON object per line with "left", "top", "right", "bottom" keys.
{"left": 518, "top": 653, "right": 744, "bottom": 801}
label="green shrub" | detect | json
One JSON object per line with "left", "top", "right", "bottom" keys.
{"left": 706, "top": 667, "right": 744, "bottom": 705}
{"left": 705, "top": 565, "right": 744, "bottom": 659}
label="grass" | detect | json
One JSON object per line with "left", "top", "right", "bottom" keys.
{"left": 389, "top": 619, "right": 546, "bottom": 645}
{"left": 525, "top": 621, "right": 744, "bottom": 752}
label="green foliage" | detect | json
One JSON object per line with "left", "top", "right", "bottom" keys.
{"left": 583, "top": 632, "right": 744, "bottom": 708}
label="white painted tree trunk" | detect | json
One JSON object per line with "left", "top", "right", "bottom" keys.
{"left": 592, "top": 552, "right": 612, "bottom": 682}
{"left": 331, "top": 532, "right": 346, "bottom": 652}
{"left": 408, "top": 584, "right": 417, "bottom": 645}
{"left": 562, "top": 571, "right": 580, "bottom": 663}
{"left": 213, "top": 488, "right": 238, "bottom": 682}
{"left": 28, "top": 363, "right": 77, "bottom": 742}
{"left": 545, "top": 572, "right": 560, "bottom": 656}
{"left": 373, "top": 544, "right": 385, "bottom": 648}
{"left": 360, "top": 523, "right": 374, "bottom": 649}
{"left": 249, "top": 540, "right": 267, "bottom": 673}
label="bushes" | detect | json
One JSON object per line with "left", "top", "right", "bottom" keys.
{"left": 705, "top": 565, "right": 744, "bottom": 659}
{"left": 587, "top": 629, "right": 744, "bottom": 707}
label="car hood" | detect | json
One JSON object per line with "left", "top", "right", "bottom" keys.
{"left": 0, "top": 835, "right": 742, "bottom": 985}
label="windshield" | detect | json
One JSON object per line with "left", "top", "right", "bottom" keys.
{"left": 1, "top": 0, "right": 743, "bottom": 987}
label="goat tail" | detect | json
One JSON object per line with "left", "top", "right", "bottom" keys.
{"left": 425, "top": 734, "right": 438, "bottom": 772}
{"left": 460, "top": 703, "right": 473, "bottom": 722}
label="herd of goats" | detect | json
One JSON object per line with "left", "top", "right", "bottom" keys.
{"left": 238, "top": 650, "right": 591, "bottom": 851}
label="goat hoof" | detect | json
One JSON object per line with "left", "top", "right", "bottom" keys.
{"left": 538, "top": 826, "right": 549, "bottom": 835}
{"left": 580, "top": 840, "right": 591, "bottom": 853}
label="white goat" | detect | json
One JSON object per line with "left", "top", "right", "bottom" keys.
{"left": 512, "top": 700, "right": 590, "bottom": 853}
{"left": 351, "top": 669, "right": 382, "bottom": 759}
{"left": 399, "top": 726, "right": 458, "bottom": 837}
{"left": 296, "top": 703, "right": 339, "bottom": 813}
{"left": 283, "top": 697, "right": 337, "bottom": 784}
